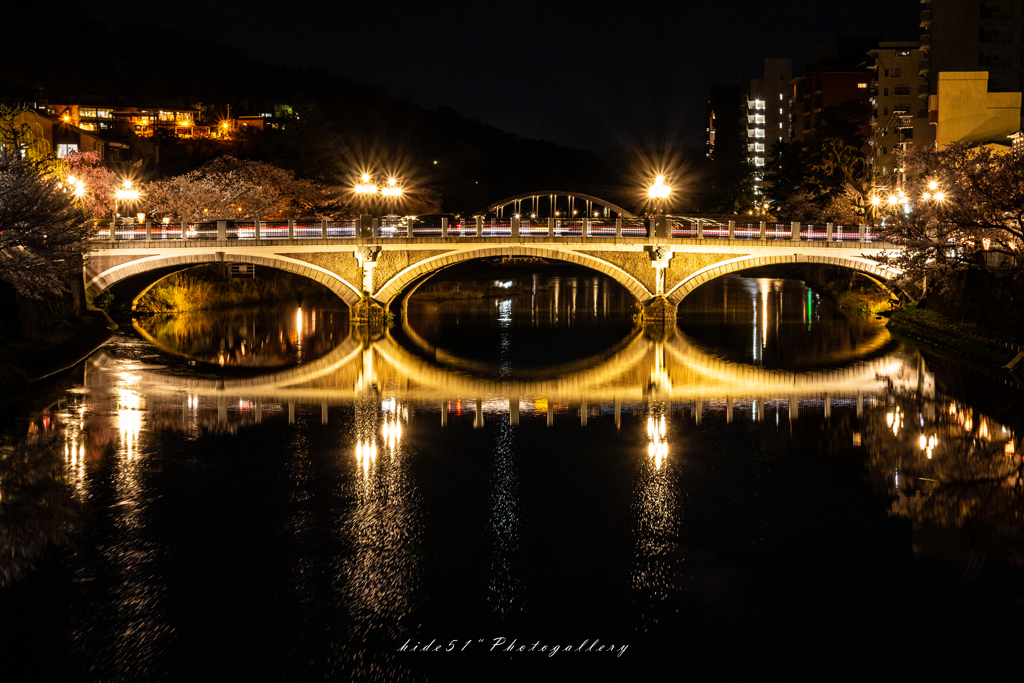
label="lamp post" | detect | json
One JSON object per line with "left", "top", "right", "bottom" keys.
{"left": 647, "top": 174, "right": 672, "bottom": 213}
{"left": 113, "top": 179, "right": 139, "bottom": 224}
{"left": 647, "top": 175, "right": 672, "bottom": 239}
{"left": 354, "top": 173, "right": 404, "bottom": 215}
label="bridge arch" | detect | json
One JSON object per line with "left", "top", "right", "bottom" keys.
{"left": 85, "top": 252, "right": 363, "bottom": 310}
{"left": 373, "top": 245, "right": 655, "bottom": 306}
{"left": 666, "top": 253, "right": 901, "bottom": 306}
{"left": 480, "top": 191, "right": 637, "bottom": 219}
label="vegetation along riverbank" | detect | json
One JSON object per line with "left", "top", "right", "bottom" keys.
{"left": 101, "top": 265, "right": 337, "bottom": 318}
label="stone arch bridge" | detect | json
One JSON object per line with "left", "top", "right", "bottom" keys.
{"left": 85, "top": 195, "right": 903, "bottom": 322}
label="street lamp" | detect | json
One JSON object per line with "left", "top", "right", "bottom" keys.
{"left": 354, "top": 172, "right": 403, "bottom": 213}
{"left": 647, "top": 175, "right": 671, "bottom": 215}
{"left": 114, "top": 179, "right": 140, "bottom": 223}
{"left": 381, "top": 177, "right": 403, "bottom": 198}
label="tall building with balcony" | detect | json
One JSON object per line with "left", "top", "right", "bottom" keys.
{"left": 868, "top": 41, "right": 934, "bottom": 188}
{"left": 743, "top": 58, "right": 792, "bottom": 195}
{"left": 920, "top": 0, "right": 1024, "bottom": 130}
{"left": 790, "top": 38, "right": 878, "bottom": 144}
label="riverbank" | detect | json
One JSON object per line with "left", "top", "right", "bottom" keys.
{"left": 887, "top": 303, "right": 1020, "bottom": 368}
{"left": 0, "top": 310, "right": 116, "bottom": 395}
{"left": 740, "top": 264, "right": 892, "bottom": 320}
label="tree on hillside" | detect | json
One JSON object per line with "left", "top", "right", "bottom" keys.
{"left": 0, "top": 108, "right": 91, "bottom": 298}
{"left": 144, "top": 156, "right": 351, "bottom": 221}
{"left": 871, "top": 142, "right": 1024, "bottom": 286}
{"left": 56, "top": 150, "right": 117, "bottom": 221}
{"left": 764, "top": 102, "right": 871, "bottom": 222}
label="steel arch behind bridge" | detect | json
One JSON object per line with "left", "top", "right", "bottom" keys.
{"left": 481, "top": 191, "right": 638, "bottom": 218}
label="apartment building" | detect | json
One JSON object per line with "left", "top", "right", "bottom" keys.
{"left": 742, "top": 58, "right": 792, "bottom": 195}
{"left": 868, "top": 41, "right": 934, "bottom": 187}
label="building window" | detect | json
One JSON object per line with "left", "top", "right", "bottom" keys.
{"left": 894, "top": 87, "right": 910, "bottom": 95}
{"left": 57, "top": 143, "right": 78, "bottom": 158}
{"left": 892, "top": 68, "right": 900, "bottom": 77}
{"left": 857, "top": 82, "right": 868, "bottom": 88}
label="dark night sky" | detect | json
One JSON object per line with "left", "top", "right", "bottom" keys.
{"left": 85, "top": 0, "right": 922, "bottom": 152}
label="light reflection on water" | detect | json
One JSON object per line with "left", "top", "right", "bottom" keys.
{"left": 1, "top": 273, "right": 1022, "bottom": 678}
{"left": 133, "top": 302, "right": 349, "bottom": 368}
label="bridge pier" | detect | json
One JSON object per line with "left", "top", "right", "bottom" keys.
{"left": 641, "top": 296, "right": 676, "bottom": 328}
{"left": 351, "top": 296, "right": 386, "bottom": 326}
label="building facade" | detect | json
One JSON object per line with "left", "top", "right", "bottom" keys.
{"left": 743, "top": 58, "right": 792, "bottom": 196}
{"left": 42, "top": 104, "right": 206, "bottom": 139}
{"left": 13, "top": 109, "right": 107, "bottom": 160}
{"left": 868, "top": 41, "right": 934, "bottom": 188}
{"left": 935, "top": 71, "right": 1022, "bottom": 147}
{"left": 922, "top": 0, "right": 1024, "bottom": 131}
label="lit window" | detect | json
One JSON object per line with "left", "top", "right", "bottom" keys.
{"left": 755, "top": 99, "right": 765, "bottom": 109}
{"left": 57, "top": 143, "right": 78, "bottom": 158}
{"left": 858, "top": 83, "right": 868, "bottom": 88}
{"left": 779, "top": 94, "right": 783, "bottom": 100}
{"left": 754, "top": 157, "right": 764, "bottom": 166}
{"left": 754, "top": 129, "right": 765, "bottom": 138}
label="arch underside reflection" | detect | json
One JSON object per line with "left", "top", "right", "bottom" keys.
{"left": 105, "top": 324, "right": 923, "bottom": 406}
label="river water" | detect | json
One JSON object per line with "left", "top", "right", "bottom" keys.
{"left": 1, "top": 269, "right": 1022, "bottom": 680}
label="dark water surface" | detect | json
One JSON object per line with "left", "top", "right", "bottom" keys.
{"left": 1, "top": 271, "right": 1022, "bottom": 680}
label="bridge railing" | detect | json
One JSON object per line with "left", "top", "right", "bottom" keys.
{"left": 671, "top": 218, "right": 698, "bottom": 237}
{"left": 589, "top": 219, "right": 617, "bottom": 236}
{"left": 620, "top": 218, "right": 648, "bottom": 237}
{"left": 520, "top": 219, "right": 547, "bottom": 236}
{"left": 88, "top": 217, "right": 887, "bottom": 243}
{"left": 412, "top": 217, "right": 443, "bottom": 236}
{"left": 483, "top": 218, "right": 511, "bottom": 237}
{"left": 327, "top": 220, "right": 357, "bottom": 237}
{"left": 731, "top": 222, "right": 757, "bottom": 239}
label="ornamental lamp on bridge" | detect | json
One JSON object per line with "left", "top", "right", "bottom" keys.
{"left": 647, "top": 175, "right": 672, "bottom": 239}
{"left": 647, "top": 175, "right": 672, "bottom": 212}
{"left": 113, "top": 179, "right": 140, "bottom": 222}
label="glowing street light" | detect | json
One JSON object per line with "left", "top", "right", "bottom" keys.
{"left": 114, "top": 179, "right": 140, "bottom": 221}
{"left": 647, "top": 174, "right": 671, "bottom": 200}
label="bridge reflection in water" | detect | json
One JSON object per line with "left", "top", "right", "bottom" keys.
{"left": 79, "top": 323, "right": 922, "bottom": 440}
